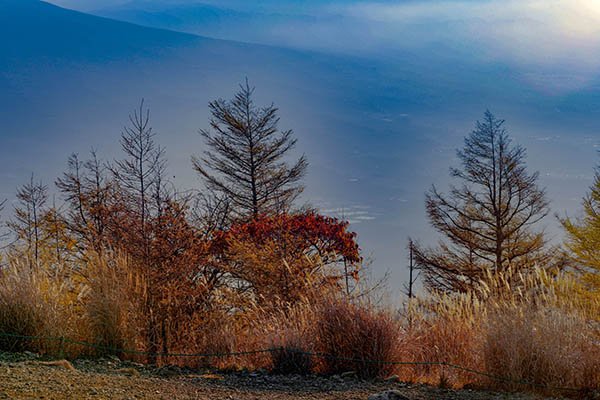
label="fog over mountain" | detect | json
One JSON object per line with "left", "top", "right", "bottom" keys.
{"left": 1, "top": 0, "right": 599, "bottom": 293}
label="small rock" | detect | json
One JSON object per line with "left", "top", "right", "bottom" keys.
{"left": 107, "top": 355, "right": 121, "bottom": 363}
{"left": 116, "top": 367, "right": 139, "bottom": 377}
{"left": 35, "top": 360, "right": 76, "bottom": 371}
{"left": 341, "top": 371, "right": 356, "bottom": 378}
{"left": 384, "top": 374, "right": 401, "bottom": 383}
{"left": 23, "top": 351, "right": 39, "bottom": 359}
{"left": 368, "top": 390, "right": 410, "bottom": 400}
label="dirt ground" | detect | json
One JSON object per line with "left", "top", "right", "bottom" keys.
{"left": 0, "top": 353, "right": 563, "bottom": 400}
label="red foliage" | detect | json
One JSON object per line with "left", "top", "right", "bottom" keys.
{"left": 213, "top": 212, "right": 360, "bottom": 263}
{"left": 208, "top": 212, "right": 362, "bottom": 303}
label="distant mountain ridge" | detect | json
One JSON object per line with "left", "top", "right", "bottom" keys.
{"left": 90, "top": 0, "right": 339, "bottom": 49}
{"left": 0, "top": 0, "right": 200, "bottom": 63}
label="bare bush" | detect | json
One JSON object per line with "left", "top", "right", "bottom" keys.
{"left": 314, "top": 298, "right": 401, "bottom": 379}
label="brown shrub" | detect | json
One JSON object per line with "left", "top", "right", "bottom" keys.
{"left": 314, "top": 298, "right": 401, "bottom": 379}
{"left": 484, "top": 305, "right": 600, "bottom": 393}
{"left": 400, "top": 295, "right": 484, "bottom": 387}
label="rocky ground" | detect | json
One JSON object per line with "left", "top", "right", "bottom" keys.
{"left": 0, "top": 352, "right": 567, "bottom": 400}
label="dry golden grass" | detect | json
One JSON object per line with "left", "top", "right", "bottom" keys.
{"left": 0, "top": 251, "right": 598, "bottom": 398}
{"left": 0, "top": 254, "right": 83, "bottom": 356}
{"left": 398, "top": 268, "right": 600, "bottom": 395}
{"left": 81, "top": 251, "right": 146, "bottom": 358}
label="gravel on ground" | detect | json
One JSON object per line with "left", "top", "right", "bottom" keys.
{"left": 0, "top": 352, "right": 563, "bottom": 400}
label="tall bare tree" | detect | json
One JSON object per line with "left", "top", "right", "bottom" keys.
{"left": 110, "top": 100, "right": 167, "bottom": 260}
{"left": 8, "top": 174, "right": 48, "bottom": 268}
{"left": 413, "top": 111, "right": 552, "bottom": 293}
{"left": 0, "top": 199, "right": 7, "bottom": 248}
{"left": 109, "top": 100, "right": 173, "bottom": 362}
{"left": 193, "top": 80, "right": 307, "bottom": 220}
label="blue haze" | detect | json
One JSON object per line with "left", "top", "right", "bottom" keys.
{"left": 1, "top": 0, "right": 599, "bottom": 295}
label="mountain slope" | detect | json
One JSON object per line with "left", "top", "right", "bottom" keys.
{"left": 0, "top": 0, "right": 200, "bottom": 63}
{"left": 0, "top": 1, "right": 597, "bottom": 287}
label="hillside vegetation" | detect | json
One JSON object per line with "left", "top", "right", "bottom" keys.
{"left": 0, "top": 84, "right": 599, "bottom": 398}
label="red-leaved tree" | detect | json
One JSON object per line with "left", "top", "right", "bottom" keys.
{"left": 208, "top": 212, "right": 361, "bottom": 306}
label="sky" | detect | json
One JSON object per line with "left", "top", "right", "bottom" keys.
{"left": 45, "top": 0, "right": 600, "bottom": 95}
{"left": 48, "top": 2, "right": 600, "bottom": 71}
{"left": 2, "top": 0, "right": 599, "bottom": 296}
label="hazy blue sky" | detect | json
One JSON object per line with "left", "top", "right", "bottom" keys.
{"left": 46, "top": 0, "right": 600, "bottom": 95}
{"left": 2, "top": 0, "right": 599, "bottom": 296}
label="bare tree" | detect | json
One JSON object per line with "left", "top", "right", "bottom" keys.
{"left": 403, "top": 240, "right": 419, "bottom": 299}
{"left": 110, "top": 99, "right": 167, "bottom": 260}
{"left": 192, "top": 79, "right": 307, "bottom": 220}
{"left": 191, "top": 191, "right": 232, "bottom": 238}
{"left": 0, "top": 199, "right": 7, "bottom": 248}
{"left": 109, "top": 100, "right": 173, "bottom": 363}
{"left": 56, "top": 151, "right": 114, "bottom": 255}
{"left": 413, "top": 111, "right": 553, "bottom": 293}
{"left": 8, "top": 174, "right": 48, "bottom": 268}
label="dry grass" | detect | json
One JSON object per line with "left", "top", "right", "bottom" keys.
{"left": 398, "top": 268, "right": 600, "bottom": 395}
{"left": 401, "top": 295, "right": 484, "bottom": 387}
{"left": 484, "top": 305, "right": 600, "bottom": 393}
{"left": 81, "top": 251, "right": 146, "bottom": 358}
{"left": 0, "top": 255, "right": 82, "bottom": 356}
{"left": 0, "top": 250, "right": 598, "bottom": 398}
{"left": 265, "top": 303, "right": 316, "bottom": 375}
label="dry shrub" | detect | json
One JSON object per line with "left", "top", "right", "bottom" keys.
{"left": 270, "top": 345, "right": 313, "bottom": 375}
{"left": 0, "top": 256, "right": 82, "bottom": 356}
{"left": 314, "top": 298, "right": 401, "bottom": 379}
{"left": 485, "top": 305, "right": 600, "bottom": 393}
{"left": 480, "top": 268, "right": 600, "bottom": 393}
{"left": 264, "top": 301, "right": 317, "bottom": 375}
{"left": 401, "top": 268, "right": 600, "bottom": 395}
{"left": 82, "top": 252, "right": 146, "bottom": 358}
{"left": 401, "top": 294, "right": 484, "bottom": 387}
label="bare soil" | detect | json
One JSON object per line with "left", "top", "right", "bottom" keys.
{"left": 0, "top": 353, "right": 562, "bottom": 400}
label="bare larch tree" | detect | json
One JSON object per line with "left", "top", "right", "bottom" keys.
{"left": 413, "top": 110, "right": 552, "bottom": 293}
{"left": 110, "top": 99, "right": 167, "bottom": 260}
{"left": 192, "top": 80, "right": 307, "bottom": 220}
{"left": 110, "top": 100, "right": 171, "bottom": 363}
{"left": 0, "top": 198, "right": 7, "bottom": 251}
{"left": 8, "top": 174, "right": 48, "bottom": 268}
{"left": 56, "top": 151, "right": 114, "bottom": 256}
